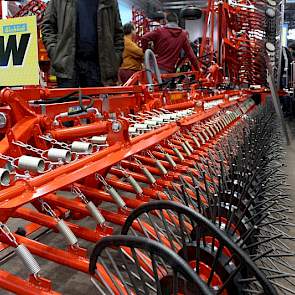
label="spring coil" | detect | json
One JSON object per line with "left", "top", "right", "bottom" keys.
{"left": 185, "top": 141, "right": 194, "bottom": 153}
{"left": 56, "top": 219, "right": 78, "bottom": 246}
{"left": 108, "top": 186, "right": 126, "bottom": 208}
{"left": 155, "top": 160, "right": 168, "bottom": 175}
{"left": 165, "top": 153, "right": 177, "bottom": 168}
{"left": 191, "top": 136, "right": 201, "bottom": 148}
{"left": 173, "top": 147, "right": 185, "bottom": 161}
{"left": 181, "top": 142, "right": 191, "bottom": 156}
{"left": 86, "top": 202, "right": 106, "bottom": 225}
{"left": 15, "top": 244, "right": 41, "bottom": 275}
{"left": 127, "top": 175, "right": 143, "bottom": 195}
{"left": 141, "top": 167, "right": 156, "bottom": 184}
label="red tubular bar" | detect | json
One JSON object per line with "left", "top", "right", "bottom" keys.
{"left": 49, "top": 121, "right": 109, "bottom": 141}
{"left": 1, "top": 234, "right": 126, "bottom": 294}
{"left": 0, "top": 269, "right": 60, "bottom": 295}
{"left": 13, "top": 207, "right": 106, "bottom": 242}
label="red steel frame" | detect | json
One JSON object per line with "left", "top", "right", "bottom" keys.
{"left": 0, "top": 2, "right": 270, "bottom": 294}
{"left": 0, "top": 80, "right": 260, "bottom": 294}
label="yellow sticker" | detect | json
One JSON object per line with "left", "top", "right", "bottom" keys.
{"left": 0, "top": 16, "right": 39, "bottom": 86}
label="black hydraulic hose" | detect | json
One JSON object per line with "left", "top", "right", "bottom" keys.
{"left": 32, "top": 90, "right": 95, "bottom": 115}
{"left": 32, "top": 91, "right": 79, "bottom": 104}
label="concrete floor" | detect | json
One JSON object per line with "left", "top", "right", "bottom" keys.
{"left": 1, "top": 119, "right": 295, "bottom": 295}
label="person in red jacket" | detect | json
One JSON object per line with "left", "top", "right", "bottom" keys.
{"left": 142, "top": 12, "right": 199, "bottom": 74}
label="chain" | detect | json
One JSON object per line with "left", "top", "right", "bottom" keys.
{"left": 0, "top": 223, "right": 18, "bottom": 246}
{"left": 147, "top": 151, "right": 156, "bottom": 160}
{"left": 117, "top": 164, "right": 130, "bottom": 178}
{"left": 40, "top": 135, "right": 70, "bottom": 150}
{"left": 0, "top": 153, "right": 16, "bottom": 164}
{"left": 71, "top": 186, "right": 88, "bottom": 204}
{"left": 167, "top": 140, "right": 175, "bottom": 148}
{"left": 39, "top": 199, "right": 58, "bottom": 219}
{"left": 95, "top": 174, "right": 110, "bottom": 188}
{"left": 13, "top": 141, "right": 45, "bottom": 157}
{"left": 156, "top": 144, "right": 165, "bottom": 154}
{"left": 134, "top": 158, "right": 144, "bottom": 169}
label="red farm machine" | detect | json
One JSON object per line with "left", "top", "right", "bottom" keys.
{"left": 0, "top": 1, "right": 293, "bottom": 295}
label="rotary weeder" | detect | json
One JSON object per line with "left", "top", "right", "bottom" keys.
{"left": 0, "top": 0, "right": 293, "bottom": 294}
{"left": 0, "top": 85, "right": 293, "bottom": 295}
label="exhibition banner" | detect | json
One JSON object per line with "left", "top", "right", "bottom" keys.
{"left": 0, "top": 16, "right": 39, "bottom": 86}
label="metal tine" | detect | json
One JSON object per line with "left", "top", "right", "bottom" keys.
{"left": 134, "top": 250, "right": 157, "bottom": 282}
{"left": 130, "top": 247, "right": 151, "bottom": 294}
{"left": 228, "top": 192, "right": 257, "bottom": 236}
{"left": 171, "top": 182, "right": 186, "bottom": 203}
{"left": 210, "top": 193, "right": 219, "bottom": 254}
{"left": 270, "top": 281, "right": 295, "bottom": 294}
{"left": 202, "top": 171, "right": 214, "bottom": 218}
{"left": 240, "top": 289, "right": 263, "bottom": 294}
{"left": 154, "top": 216, "right": 183, "bottom": 250}
{"left": 92, "top": 270, "right": 115, "bottom": 295}
{"left": 150, "top": 253, "right": 163, "bottom": 295}
{"left": 178, "top": 213, "right": 189, "bottom": 262}
{"left": 216, "top": 252, "right": 244, "bottom": 294}
{"left": 245, "top": 201, "right": 279, "bottom": 224}
{"left": 189, "top": 172, "right": 206, "bottom": 214}
{"left": 263, "top": 247, "right": 295, "bottom": 269}
{"left": 251, "top": 246, "right": 275, "bottom": 262}
{"left": 243, "top": 234, "right": 283, "bottom": 251}
{"left": 270, "top": 226, "right": 295, "bottom": 241}
{"left": 98, "top": 256, "right": 124, "bottom": 295}
{"left": 164, "top": 188, "right": 183, "bottom": 203}
{"left": 194, "top": 225, "right": 201, "bottom": 275}
{"left": 158, "top": 209, "right": 177, "bottom": 252}
{"left": 137, "top": 216, "right": 156, "bottom": 240}
{"left": 178, "top": 176, "right": 201, "bottom": 212}
{"left": 142, "top": 212, "right": 162, "bottom": 242}
{"left": 204, "top": 159, "right": 219, "bottom": 193}
{"left": 172, "top": 269, "right": 178, "bottom": 295}
{"left": 207, "top": 242, "right": 224, "bottom": 287}
{"left": 91, "top": 272, "right": 111, "bottom": 295}
{"left": 179, "top": 174, "right": 195, "bottom": 192}
{"left": 179, "top": 178, "right": 193, "bottom": 208}
{"left": 253, "top": 194, "right": 286, "bottom": 211}
{"left": 104, "top": 249, "right": 132, "bottom": 295}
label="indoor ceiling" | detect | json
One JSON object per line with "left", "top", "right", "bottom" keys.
{"left": 161, "top": 0, "right": 208, "bottom": 10}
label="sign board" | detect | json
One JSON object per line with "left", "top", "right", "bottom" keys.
{"left": 0, "top": 16, "right": 39, "bottom": 86}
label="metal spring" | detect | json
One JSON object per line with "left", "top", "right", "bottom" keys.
{"left": 127, "top": 175, "right": 143, "bottom": 195}
{"left": 165, "top": 153, "right": 177, "bottom": 168}
{"left": 155, "top": 160, "right": 168, "bottom": 175}
{"left": 86, "top": 201, "right": 106, "bottom": 225}
{"left": 191, "top": 136, "right": 201, "bottom": 148}
{"left": 141, "top": 167, "right": 156, "bottom": 184}
{"left": 185, "top": 141, "right": 194, "bottom": 153}
{"left": 56, "top": 219, "right": 78, "bottom": 246}
{"left": 15, "top": 244, "right": 41, "bottom": 275}
{"left": 181, "top": 142, "right": 192, "bottom": 156}
{"left": 108, "top": 186, "right": 126, "bottom": 208}
{"left": 173, "top": 147, "right": 185, "bottom": 161}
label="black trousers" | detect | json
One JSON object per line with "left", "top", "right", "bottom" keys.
{"left": 57, "top": 58, "right": 102, "bottom": 88}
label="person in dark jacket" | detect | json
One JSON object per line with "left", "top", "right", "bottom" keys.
{"left": 41, "top": 0, "right": 124, "bottom": 88}
{"left": 141, "top": 12, "right": 199, "bottom": 74}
